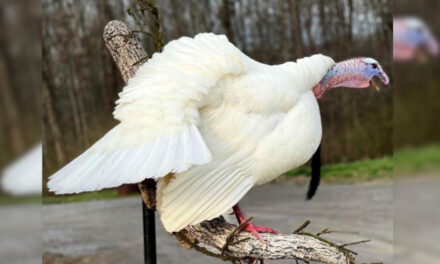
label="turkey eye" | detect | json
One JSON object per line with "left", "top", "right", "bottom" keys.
{"left": 371, "top": 63, "right": 378, "bottom": 69}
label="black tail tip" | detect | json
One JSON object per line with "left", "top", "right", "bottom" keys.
{"left": 306, "top": 189, "right": 316, "bottom": 200}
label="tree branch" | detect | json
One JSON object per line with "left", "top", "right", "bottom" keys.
{"left": 103, "top": 20, "right": 146, "bottom": 83}
{"left": 103, "top": 19, "right": 365, "bottom": 264}
{"left": 182, "top": 217, "right": 352, "bottom": 264}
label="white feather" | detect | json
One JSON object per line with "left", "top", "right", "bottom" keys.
{"left": 48, "top": 33, "right": 336, "bottom": 231}
{"left": 157, "top": 128, "right": 254, "bottom": 232}
{"left": 48, "top": 125, "right": 211, "bottom": 194}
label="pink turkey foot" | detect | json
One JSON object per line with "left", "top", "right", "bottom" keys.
{"left": 247, "top": 223, "right": 278, "bottom": 234}
{"left": 232, "top": 204, "right": 278, "bottom": 246}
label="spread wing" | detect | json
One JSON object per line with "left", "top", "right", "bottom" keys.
{"left": 48, "top": 33, "right": 246, "bottom": 194}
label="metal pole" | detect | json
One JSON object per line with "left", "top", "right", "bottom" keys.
{"left": 142, "top": 201, "right": 157, "bottom": 264}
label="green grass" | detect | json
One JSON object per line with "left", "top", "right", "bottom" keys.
{"left": 283, "top": 156, "right": 393, "bottom": 183}
{"left": 284, "top": 144, "right": 440, "bottom": 182}
{"left": 394, "top": 144, "right": 440, "bottom": 173}
{"left": 41, "top": 145, "right": 440, "bottom": 204}
{"left": 0, "top": 193, "right": 42, "bottom": 206}
{"left": 42, "top": 158, "right": 394, "bottom": 204}
{"left": 43, "top": 188, "right": 122, "bottom": 204}
{"left": 6, "top": 146, "right": 437, "bottom": 205}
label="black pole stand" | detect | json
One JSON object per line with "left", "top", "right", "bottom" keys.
{"left": 142, "top": 201, "right": 157, "bottom": 264}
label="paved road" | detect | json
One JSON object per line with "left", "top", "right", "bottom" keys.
{"left": 0, "top": 204, "right": 41, "bottom": 264}
{"left": 43, "top": 183, "right": 392, "bottom": 264}
{"left": 394, "top": 177, "right": 440, "bottom": 264}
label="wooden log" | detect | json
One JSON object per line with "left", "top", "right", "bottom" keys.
{"left": 103, "top": 20, "right": 353, "bottom": 264}
{"left": 182, "top": 218, "right": 351, "bottom": 264}
{"left": 103, "top": 20, "right": 155, "bottom": 209}
{"left": 103, "top": 20, "right": 147, "bottom": 84}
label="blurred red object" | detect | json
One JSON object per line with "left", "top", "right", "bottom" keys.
{"left": 117, "top": 184, "right": 139, "bottom": 196}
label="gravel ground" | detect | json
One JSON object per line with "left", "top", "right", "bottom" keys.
{"left": 42, "top": 183, "right": 393, "bottom": 264}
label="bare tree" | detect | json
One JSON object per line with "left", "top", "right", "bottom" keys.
{"left": 278, "top": 0, "right": 290, "bottom": 59}
{"left": 0, "top": 53, "right": 24, "bottom": 155}
{"left": 220, "top": 0, "right": 235, "bottom": 43}
{"left": 42, "top": 78, "right": 65, "bottom": 166}
{"left": 289, "top": 0, "right": 304, "bottom": 58}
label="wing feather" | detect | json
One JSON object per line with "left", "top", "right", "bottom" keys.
{"left": 48, "top": 125, "right": 211, "bottom": 194}
{"left": 157, "top": 124, "right": 256, "bottom": 232}
{"left": 48, "top": 33, "right": 246, "bottom": 194}
{"left": 157, "top": 153, "right": 254, "bottom": 232}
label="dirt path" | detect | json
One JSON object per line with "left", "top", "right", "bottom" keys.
{"left": 43, "top": 183, "right": 392, "bottom": 264}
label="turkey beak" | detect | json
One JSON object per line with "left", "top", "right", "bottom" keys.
{"left": 371, "top": 79, "right": 381, "bottom": 92}
{"left": 379, "top": 71, "right": 390, "bottom": 85}
{"left": 371, "top": 70, "right": 390, "bottom": 92}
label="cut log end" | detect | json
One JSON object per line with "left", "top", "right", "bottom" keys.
{"left": 103, "top": 20, "right": 147, "bottom": 83}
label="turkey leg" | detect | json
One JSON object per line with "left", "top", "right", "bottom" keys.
{"left": 232, "top": 204, "right": 278, "bottom": 244}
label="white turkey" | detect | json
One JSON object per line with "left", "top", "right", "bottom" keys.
{"left": 48, "top": 33, "right": 389, "bottom": 242}
{"left": 394, "top": 16, "right": 439, "bottom": 61}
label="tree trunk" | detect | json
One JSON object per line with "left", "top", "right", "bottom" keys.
{"left": 42, "top": 76, "right": 65, "bottom": 166}
{"left": 289, "top": 0, "right": 303, "bottom": 58}
{"left": 0, "top": 52, "right": 24, "bottom": 155}
{"left": 254, "top": 0, "right": 268, "bottom": 61}
{"left": 318, "top": 0, "right": 328, "bottom": 49}
{"left": 347, "top": 0, "right": 354, "bottom": 49}
{"left": 304, "top": 2, "right": 316, "bottom": 54}
{"left": 220, "top": 0, "right": 235, "bottom": 43}
{"left": 278, "top": 0, "right": 290, "bottom": 60}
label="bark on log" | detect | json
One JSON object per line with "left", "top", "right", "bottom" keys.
{"left": 103, "top": 20, "right": 353, "bottom": 264}
{"left": 103, "top": 20, "right": 147, "bottom": 83}
{"left": 103, "top": 20, "right": 156, "bottom": 209}
{"left": 182, "top": 218, "right": 350, "bottom": 264}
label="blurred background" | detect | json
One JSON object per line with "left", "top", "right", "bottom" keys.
{"left": 0, "top": 0, "right": 41, "bottom": 196}
{"left": 0, "top": 0, "right": 42, "bottom": 264}
{"left": 394, "top": 1, "right": 439, "bottom": 150}
{"left": 394, "top": 1, "right": 440, "bottom": 264}
{"left": 42, "top": 0, "right": 393, "bottom": 195}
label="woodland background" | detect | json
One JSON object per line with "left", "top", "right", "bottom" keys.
{"left": 394, "top": 0, "right": 440, "bottom": 148}
{"left": 0, "top": 0, "right": 41, "bottom": 170}
{"left": 12, "top": 0, "right": 391, "bottom": 193}
{"left": 40, "top": 0, "right": 392, "bottom": 191}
